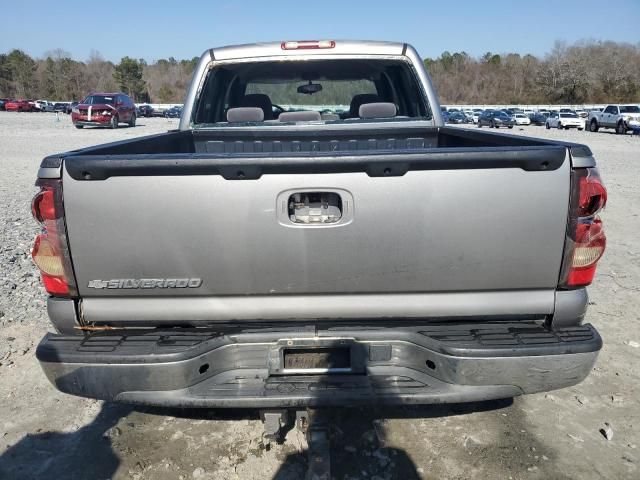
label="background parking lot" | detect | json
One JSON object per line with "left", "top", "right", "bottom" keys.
{"left": 0, "top": 112, "right": 638, "bottom": 479}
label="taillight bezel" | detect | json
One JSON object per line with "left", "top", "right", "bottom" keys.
{"left": 559, "top": 167, "right": 607, "bottom": 289}
{"left": 31, "top": 178, "right": 78, "bottom": 297}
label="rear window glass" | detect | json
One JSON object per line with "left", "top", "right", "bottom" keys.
{"left": 246, "top": 79, "right": 377, "bottom": 109}
{"left": 83, "top": 95, "right": 115, "bottom": 104}
{"left": 560, "top": 113, "right": 578, "bottom": 118}
{"left": 620, "top": 106, "right": 640, "bottom": 113}
{"left": 193, "top": 58, "right": 431, "bottom": 126}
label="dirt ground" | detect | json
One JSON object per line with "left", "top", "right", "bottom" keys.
{"left": 0, "top": 112, "right": 638, "bottom": 480}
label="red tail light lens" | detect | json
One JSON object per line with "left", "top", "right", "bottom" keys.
{"left": 560, "top": 168, "right": 607, "bottom": 288}
{"left": 31, "top": 189, "right": 57, "bottom": 222}
{"left": 31, "top": 179, "right": 76, "bottom": 296}
{"left": 577, "top": 169, "right": 607, "bottom": 217}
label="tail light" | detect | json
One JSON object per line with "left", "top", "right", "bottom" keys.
{"left": 559, "top": 168, "right": 607, "bottom": 288}
{"left": 31, "top": 179, "right": 77, "bottom": 296}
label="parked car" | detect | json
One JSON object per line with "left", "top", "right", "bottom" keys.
{"left": 164, "top": 105, "right": 182, "bottom": 118}
{"left": 34, "top": 100, "right": 50, "bottom": 112}
{"left": 0, "top": 98, "right": 9, "bottom": 110}
{"left": 446, "top": 111, "right": 469, "bottom": 124}
{"left": 71, "top": 93, "right": 136, "bottom": 129}
{"left": 588, "top": 104, "right": 640, "bottom": 134}
{"left": 4, "top": 99, "right": 34, "bottom": 112}
{"left": 575, "top": 109, "right": 588, "bottom": 119}
{"left": 471, "top": 111, "right": 483, "bottom": 123}
{"left": 528, "top": 113, "right": 548, "bottom": 126}
{"left": 477, "top": 110, "right": 515, "bottom": 128}
{"left": 65, "top": 102, "right": 78, "bottom": 114}
{"left": 44, "top": 101, "right": 58, "bottom": 112}
{"left": 33, "top": 41, "right": 606, "bottom": 445}
{"left": 137, "top": 104, "right": 154, "bottom": 117}
{"left": 546, "top": 112, "right": 584, "bottom": 130}
{"left": 513, "top": 113, "right": 531, "bottom": 125}
{"left": 53, "top": 102, "right": 69, "bottom": 113}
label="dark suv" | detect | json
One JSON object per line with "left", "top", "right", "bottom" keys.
{"left": 71, "top": 93, "right": 136, "bottom": 129}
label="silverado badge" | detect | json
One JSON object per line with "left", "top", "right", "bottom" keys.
{"left": 87, "top": 278, "right": 203, "bottom": 289}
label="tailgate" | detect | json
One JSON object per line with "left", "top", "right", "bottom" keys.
{"left": 62, "top": 148, "right": 570, "bottom": 321}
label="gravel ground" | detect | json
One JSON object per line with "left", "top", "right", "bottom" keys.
{"left": 0, "top": 112, "right": 638, "bottom": 479}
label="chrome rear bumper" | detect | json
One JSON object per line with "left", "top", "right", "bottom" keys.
{"left": 37, "top": 322, "right": 601, "bottom": 408}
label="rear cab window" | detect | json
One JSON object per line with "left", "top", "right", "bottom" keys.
{"left": 192, "top": 58, "right": 432, "bottom": 127}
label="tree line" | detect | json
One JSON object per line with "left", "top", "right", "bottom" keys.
{"left": 425, "top": 40, "right": 640, "bottom": 105}
{"left": 0, "top": 49, "right": 197, "bottom": 103}
{"left": 0, "top": 40, "right": 638, "bottom": 105}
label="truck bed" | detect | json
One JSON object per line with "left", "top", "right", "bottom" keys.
{"left": 43, "top": 125, "right": 589, "bottom": 326}
{"left": 44, "top": 125, "right": 581, "bottom": 177}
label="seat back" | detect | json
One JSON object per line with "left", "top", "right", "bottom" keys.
{"left": 349, "top": 93, "right": 380, "bottom": 117}
{"left": 240, "top": 94, "right": 274, "bottom": 120}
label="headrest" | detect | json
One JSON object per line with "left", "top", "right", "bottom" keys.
{"left": 226, "top": 107, "right": 264, "bottom": 122}
{"left": 359, "top": 102, "right": 397, "bottom": 119}
{"left": 278, "top": 111, "right": 321, "bottom": 122}
{"left": 240, "top": 93, "right": 273, "bottom": 120}
{"left": 349, "top": 93, "right": 380, "bottom": 117}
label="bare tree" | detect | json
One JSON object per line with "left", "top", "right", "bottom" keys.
{"left": 2, "top": 40, "right": 638, "bottom": 104}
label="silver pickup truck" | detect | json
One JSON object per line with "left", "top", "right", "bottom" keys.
{"left": 33, "top": 40, "right": 607, "bottom": 411}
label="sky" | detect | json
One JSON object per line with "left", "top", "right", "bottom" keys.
{"left": 1, "top": 0, "right": 639, "bottom": 62}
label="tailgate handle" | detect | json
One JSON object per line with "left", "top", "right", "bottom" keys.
{"left": 288, "top": 192, "right": 342, "bottom": 224}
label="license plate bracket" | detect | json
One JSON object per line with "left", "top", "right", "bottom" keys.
{"left": 284, "top": 347, "right": 351, "bottom": 371}
{"left": 269, "top": 338, "right": 365, "bottom": 375}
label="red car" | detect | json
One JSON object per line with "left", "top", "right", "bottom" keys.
{"left": 71, "top": 92, "right": 136, "bottom": 129}
{"left": 4, "top": 99, "right": 34, "bottom": 112}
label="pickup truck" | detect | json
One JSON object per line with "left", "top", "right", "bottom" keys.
{"left": 588, "top": 104, "right": 640, "bottom": 134}
{"left": 33, "top": 40, "right": 607, "bottom": 412}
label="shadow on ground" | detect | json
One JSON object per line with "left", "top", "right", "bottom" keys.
{"left": 0, "top": 399, "right": 518, "bottom": 479}
{"left": 0, "top": 403, "right": 133, "bottom": 480}
{"left": 270, "top": 399, "right": 515, "bottom": 479}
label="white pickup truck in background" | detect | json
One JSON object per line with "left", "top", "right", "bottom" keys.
{"left": 588, "top": 104, "right": 640, "bottom": 134}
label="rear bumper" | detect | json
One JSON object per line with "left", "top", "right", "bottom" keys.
{"left": 36, "top": 322, "right": 601, "bottom": 408}
{"left": 73, "top": 120, "right": 110, "bottom": 127}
